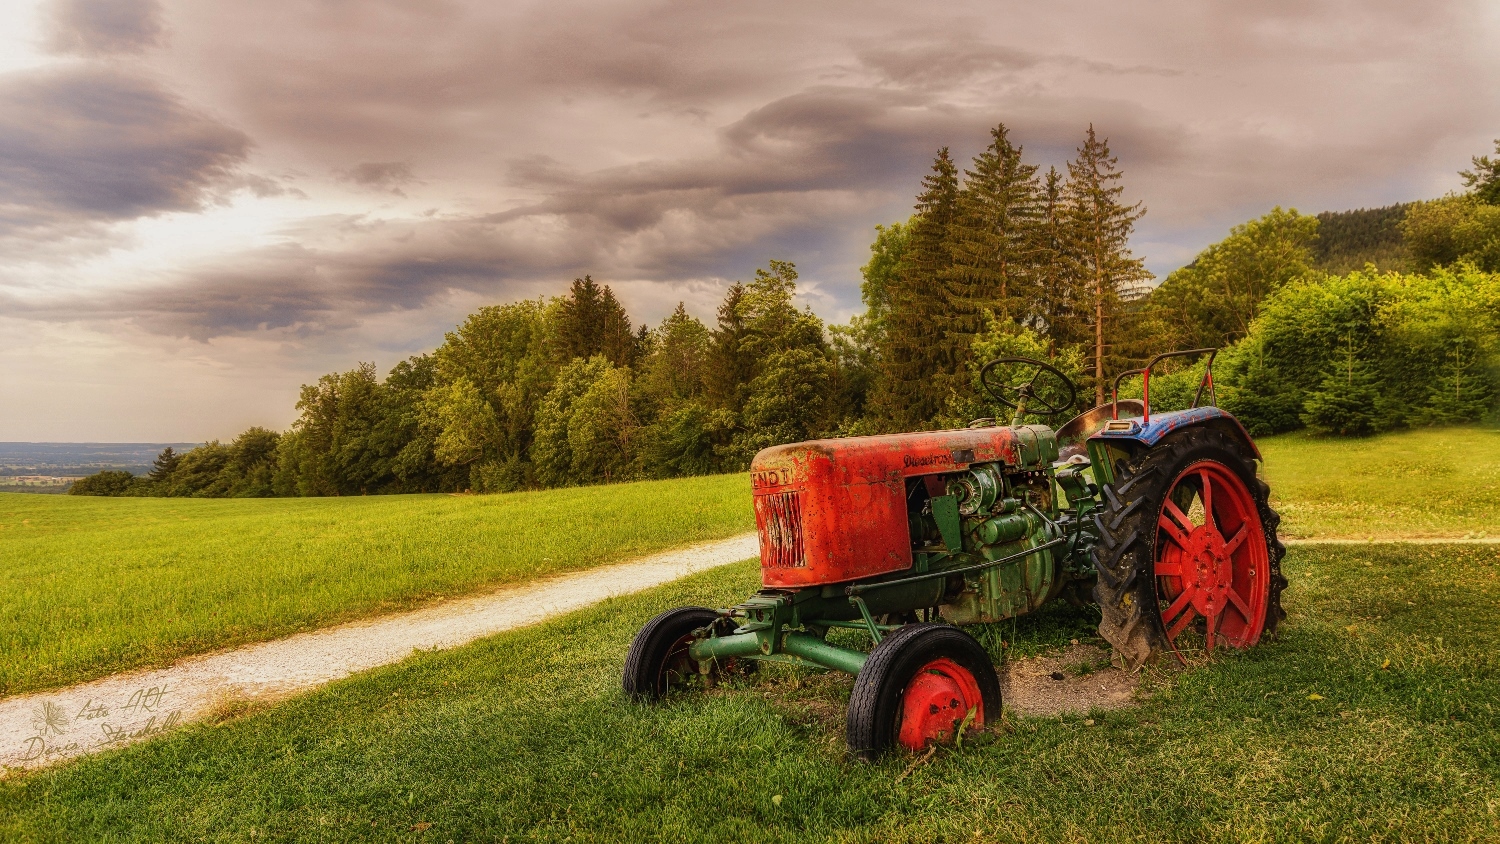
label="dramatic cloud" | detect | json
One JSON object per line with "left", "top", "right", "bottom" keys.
{"left": 0, "top": 66, "right": 248, "bottom": 241}
{"left": 1, "top": 0, "right": 1497, "bottom": 439}
{"left": 336, "top": 161, "right": 416, "bottom": 194}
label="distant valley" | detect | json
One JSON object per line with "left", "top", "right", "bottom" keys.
{"left": 0, "top": 443, "right": 197, "bottom": 493}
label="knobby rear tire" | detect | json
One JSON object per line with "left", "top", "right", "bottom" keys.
{"left": 1090, "top": 427, "right": 1287, "bottom": 670}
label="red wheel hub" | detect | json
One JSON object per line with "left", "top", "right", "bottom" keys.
{"left": 1153, "top": 460, "right": 1269, "bottom": 656}
{"left": 898, "top": 658, "right": 985, "bottom": 751}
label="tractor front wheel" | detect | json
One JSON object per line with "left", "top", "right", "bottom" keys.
{"left": 622, "top": 606, "right": 723, "bottom": 701}
{"left": 846, "top": 624, "right": 1001, "bottom": 761}
{"left": 1092, "top": 427, "right": 1287, "bottom": 670}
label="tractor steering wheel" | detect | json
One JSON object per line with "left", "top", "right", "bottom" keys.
{"left": 978, "top": 357, "right": 1078, "bottom": 423}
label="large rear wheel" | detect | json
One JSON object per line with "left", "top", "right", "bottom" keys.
{"left": 1092, "top": 427, "right": 1287, "bottom": 670}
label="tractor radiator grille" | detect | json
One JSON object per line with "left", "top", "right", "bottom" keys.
{"left": 755, "top": 490, "right": 806, "bottom": 568}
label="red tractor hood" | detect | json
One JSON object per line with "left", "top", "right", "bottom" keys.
{"left": 749, "top": 426, "right": 1058, "bottom": 588}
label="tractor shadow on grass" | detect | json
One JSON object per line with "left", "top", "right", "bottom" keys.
{"left": 725, "top": 640, "right": 1141, "bottom": 748}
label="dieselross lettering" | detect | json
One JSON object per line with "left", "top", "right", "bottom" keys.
{"left": 902, "top": 453, "right": 954, "bottom": 469}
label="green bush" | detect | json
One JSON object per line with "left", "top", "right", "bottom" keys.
{"left": 1216, "top": 266, "right": 1500, "bottom": 436}
{"left": 68, "top": 470, "right": 138, "bottom": 496}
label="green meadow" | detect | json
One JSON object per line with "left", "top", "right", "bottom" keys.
{"left": 2, "top": 541, "right": 1496, "bottom": 842}
{"left": 2, "top": 425, "right": 1498, "bottom": 699}
{"left": 1, "top": 426, "right": 1498, "bottom": 840}
{"left": 1259, "top": 425, "right": 1500, "bottom": 539}
{"left": 0, "top": 475, "right": 752, "bottom": 695}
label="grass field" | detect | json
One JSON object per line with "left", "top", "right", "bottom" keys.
{"left": 1259, "top": 425, "right": 1500, "bottom": 539}
{"left": 0, "top": 475, "right": 752, "bottom": 695}
{"left": 1, "top": 424, "right": 1495, "bottom": 700}
{"left": 1, "top": 540, "right": 1496, "bottom": 842}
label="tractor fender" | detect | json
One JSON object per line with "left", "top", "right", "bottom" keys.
{"left": 1087, "top": 406, "right": 1260, "bottom": 460}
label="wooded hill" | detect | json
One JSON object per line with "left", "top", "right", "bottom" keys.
{"left": 1312, "top": 205, "right": 1411, "bottom": 273}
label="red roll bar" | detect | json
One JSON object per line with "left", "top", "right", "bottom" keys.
{"left": 1111, "top": 348, "right": 1219, "bottom": 425}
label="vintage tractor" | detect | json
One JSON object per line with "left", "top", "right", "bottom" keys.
{"left": 623, "top": 350, "right": 1287, "bottom": 759}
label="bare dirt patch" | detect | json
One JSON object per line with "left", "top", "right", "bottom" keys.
{"left": 999, "top": 643, "right": 1139, "bottom": 716}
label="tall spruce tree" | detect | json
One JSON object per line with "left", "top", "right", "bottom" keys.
{"left": 1064, "top": 125, "right": 1150, "bottom": 404}
{"left": 1033, "top": 165, "right": 1083, "bottom": 351}
{"left": 705, "top": 283, "right": 754, "bottom": 411}
{"left": 944, "top": 123, "right": 1041, "bottom": 343}
{"left": 555, "top": 275, "right": 636, "bottom": 367}
{"left": 148, "top": 447, "right": 181, "bottom": 484}
{"left": 876, "top": 148, "right": 959, "bottom": 428}
{"left": 597, "top": 286, "right": 636, "bottom": 368}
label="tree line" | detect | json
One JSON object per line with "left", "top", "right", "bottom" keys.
{"left": 71, "top": 133, "right": 1500, "bottom": 497}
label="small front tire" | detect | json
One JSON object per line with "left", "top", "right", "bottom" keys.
{"left": 846, "top": 624, "right": 1001, "bottom": 761}
{"left": 622, "top": 606, "right": 720, "bottom": 702}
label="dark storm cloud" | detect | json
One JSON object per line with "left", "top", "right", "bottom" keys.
{"left": 48, "top": 0, "right": 164, "bottom": 56}
{"left": 91, "top": 84, "right": 984, "bottom": 339}
{"left": 853, "top": 37, "right": 1180, "bottom": 90}
{"left": 0, "top": 66, "right": 249, "bottom": 239}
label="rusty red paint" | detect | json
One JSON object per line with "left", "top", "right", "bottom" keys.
{"left": 897, "top": 657, "right": 984, "bottom": 751}
{"left": 750, "top": 428, "right": 1045, "bottom": 588}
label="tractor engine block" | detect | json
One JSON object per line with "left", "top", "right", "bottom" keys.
{"left": 907, "top": 463, "right": 1066, "bottom": 625}
{"left": 747, "top": 426, "right": 1068, "bottom": 625}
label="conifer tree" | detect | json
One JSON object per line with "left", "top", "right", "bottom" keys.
{"left": 876, "top": 148, "right": 959, "bottom": 428}
{"left": 1460, "top": 138, "right": 1500, "bottom": 205}
{"left": 148, "top": 447, "right": 181, "bottom": 484}
{"left": 1033, "top": 166, "right": 1083, "bottom": 351}
{"left": 1064, "top": 125, "right": 1151, "bottom": 404}
{"left": 944, "top": 123, "right": 1041, "bottom": 343}
{"left": 555, "top": 276, "right": 636, "bottom": 367}
{"left": 1419, "top": 341, "right": 1493, "bottom": 424}
{"left": 555, "top": 276, "right": 604, "bottom": 361}
{"left": 1301, "top": 336, "right": 1381, "bottom": 436}
{"left": 597, "top": 285, "right": 636, "bottom": 368}
{"left": 705, "top": 283, "right": 754, "bottom": 411}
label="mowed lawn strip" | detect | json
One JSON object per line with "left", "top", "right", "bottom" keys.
{"left": 2, "top": 543, "right": 1497, "bottom": 842}
{"left": 0, "top": 474, "right": 752, "bottom": 695}
{"left": 1259, "top": 424, "right": 1500, "bottom": 539}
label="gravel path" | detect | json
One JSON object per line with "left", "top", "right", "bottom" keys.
{"left": 0, "top": 534, "right": 758, "bottom": 774}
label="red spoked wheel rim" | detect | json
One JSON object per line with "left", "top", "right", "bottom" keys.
{"left": 897, "top": 657, "right": 985, "bottom": 751}
{"left": 1153, "top": 460, "right": 1270, "bottom": 659}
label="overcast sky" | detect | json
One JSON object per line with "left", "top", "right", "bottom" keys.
{"left": 1, "top": 0, "right": 1497, "bottom": 442}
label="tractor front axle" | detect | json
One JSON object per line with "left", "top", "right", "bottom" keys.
{"left": 689, "top": 629, "right": 868, "bottom": 675}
